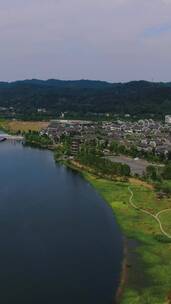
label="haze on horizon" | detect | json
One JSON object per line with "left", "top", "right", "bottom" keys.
{"left": 0, "top": 0, "right": 171, "bottom": 83}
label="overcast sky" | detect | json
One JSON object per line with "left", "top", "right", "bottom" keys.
{"left": 0, "top": 0, "right": 171, "bottom": 82}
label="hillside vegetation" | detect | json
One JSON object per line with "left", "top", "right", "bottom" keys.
{"left": 0, "top": 80, "right": 171, "bottom": 119}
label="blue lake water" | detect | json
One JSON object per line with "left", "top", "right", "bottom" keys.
{"left": 0, "top": 141, "right": 123, "bottom": 304}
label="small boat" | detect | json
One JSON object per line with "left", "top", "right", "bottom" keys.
{"left": 0, "top": 137, "right": 7, "bottom": 142}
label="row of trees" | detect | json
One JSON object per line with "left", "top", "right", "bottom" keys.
{"left": 145, "top": 163, "right": 171, "bottom": 195}
{"left": 110, "top": 140, "right": 168, "bottom": 163}
{"left": 25, "top": 131, "right": 53, "bottom": 147}
{"left": 146, "top": 163, "right": 171, "bottom": 181}
{"left": 78, "top": 146, "right": 130, "bottom": 177}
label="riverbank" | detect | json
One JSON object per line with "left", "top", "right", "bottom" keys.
{"left": 3, "top": 126, "right": 171, "bottom": 302}
{"left": 24, "top": 140, "right": 55, "bottom": 150}
{"left": 0, "top": 141, "right": 123, "bottom": 304}
{"left": 62, "top": 160, "right": 171, "bottom": 304}
{"left": 87, "top": 174, "right": 171, "bottom": 303}
{"left": 7, "top": 133, "right": 171, "bottom": 303}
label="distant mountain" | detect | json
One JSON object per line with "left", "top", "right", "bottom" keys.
{"left": 0, "top": 79, "right": 171, "bottom": 119}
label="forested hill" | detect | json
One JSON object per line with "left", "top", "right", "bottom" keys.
{"left": 0, "top": 79, "right": 171, "bottom": 118}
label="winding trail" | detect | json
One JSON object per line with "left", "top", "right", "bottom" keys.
{"left": 128, "top": 187, "right": 171, "bottom": 239}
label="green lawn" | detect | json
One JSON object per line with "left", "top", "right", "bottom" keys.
{"left": 162, "top": 180, "right": 171, "bottom": 189}
{"left": 84, "top": 173, "right": 171, "bottom": 304}
{"left": 158, "top": 212, "right": 171, "bottom": 236}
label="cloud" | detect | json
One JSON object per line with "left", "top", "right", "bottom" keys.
{"left": 0, "top": 0, "right": 170, "bottom": 81}
{"left": 161, "top": 0, "right": 171, "bottom": 4}
{"left": 143, "top": 23, "right": 171, "bottom": 38}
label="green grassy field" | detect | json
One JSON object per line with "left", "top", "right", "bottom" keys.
{"left": 84, "top": 173, "right": 171, "bottom": 304}
{"left": 158, "top": 212, "right": 171, "bottom": 237}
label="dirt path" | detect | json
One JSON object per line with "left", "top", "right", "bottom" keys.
{"left": 128, "top": 187, "right": 171, "bottom": 239}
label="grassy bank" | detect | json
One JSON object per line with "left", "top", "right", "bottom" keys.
{"left": 9, "top": 136, "right": 171, "bottom": 303}
{"left": 81, "top": 172, "right": 171, "bottom": 304}
{"left": 24, "top": 141, "right": 54, "bottom": 150}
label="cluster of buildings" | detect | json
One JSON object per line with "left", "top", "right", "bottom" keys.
{"left": 41, "top": 117, "right": 171, "bottom": 158}
{"left": 102, "top": 117, "right": 171, "bottom": 157}
{"left": 41, "top": 120, "right": 102, "bottom": 155}
{"left": 165, "top": 115, "right": 171, "bottom": 125}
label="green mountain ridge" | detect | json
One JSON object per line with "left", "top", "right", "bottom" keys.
{"left": 0, "top": 79, "right": 171, "bottom": 118}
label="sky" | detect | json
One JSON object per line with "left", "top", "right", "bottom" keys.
{"left": 0, "top": 0, "right": 171, "bottom": 82}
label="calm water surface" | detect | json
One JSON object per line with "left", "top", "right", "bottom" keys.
{"left": 0, "top": 141, "right": 123, "bottom": 304}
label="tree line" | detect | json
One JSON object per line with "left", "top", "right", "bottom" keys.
{"left": 77, "top": 146, "right": 130, "bottom": 177}
{"left": 0, "top": 80, "right": 171, "bottom": 119}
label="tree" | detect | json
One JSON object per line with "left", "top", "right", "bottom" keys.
{"left": 110, "top": 141, "right": 119, "bottom": 153}
{"left": 162, "top": 164, "right": 171, "bottom": 179}
{"left": 146, "top": 165, "right": 158, "bottom": 180}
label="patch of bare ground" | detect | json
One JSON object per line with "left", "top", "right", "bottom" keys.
{"left": 3, "top": 120, "right": 49, "bottom": 133}
{"left": 129, "top": 178, "right": 154, "bottom": 190}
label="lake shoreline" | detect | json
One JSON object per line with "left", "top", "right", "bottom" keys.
{"left": 60, "top": 160, "right": 129, "bottom": 303}
{"left": 0, "top": 141, "right": 123, "bottom": 304}
{"left": 115, "top": 237, "right": 128, "bottom": 304}
{"left": 6, "top": 138, "right": 170, "bottom": 303}
{"left": 59, "top": 159, "right": 171, "bottom": 304}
